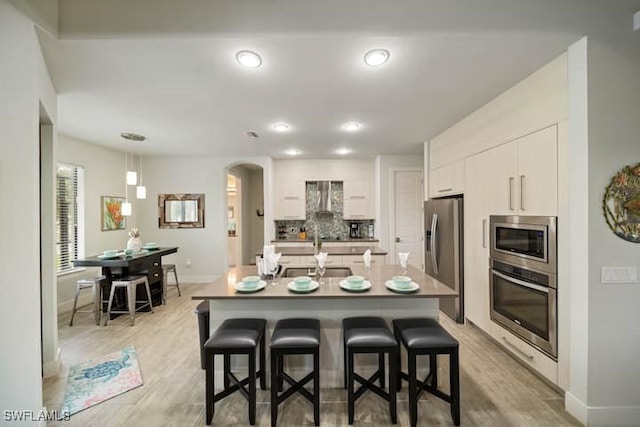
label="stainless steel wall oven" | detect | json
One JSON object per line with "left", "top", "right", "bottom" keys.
{"left": 489, "top": 215, "right": 557, "bottom": 359}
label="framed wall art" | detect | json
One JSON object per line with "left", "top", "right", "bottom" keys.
{"left": 602, "top": 162, "right": 640, "bottom": 243}
{"left": 101, "top": 196, "right": 127, "bottom": 231}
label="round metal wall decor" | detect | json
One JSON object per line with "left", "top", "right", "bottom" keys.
{"left": 602, "top": 162, "right": 640, "bottom": 243}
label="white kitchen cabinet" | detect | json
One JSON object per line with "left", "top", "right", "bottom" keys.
{"left": 343, "top": 179, "right": 374, "bottom": 219}
{"left": 275, "top": 180, "right": 306, "bottom": 220}
{"left": 463, "top": 125, "right": 558, "bottom": 333}
{"left": 428, "top": 159, "right": 464, "bottom": 197}
{"left": 463, "top": 151, "right": 496, "bottom": 330}
{"left": 488, "top": 321, "right": 558, "bottom": 385}
{"left": 342, "top": 254, "right": 385, "bottom": 266}
{"left": 490, "top": 126, "right": 558, "bottom": 215}
{"left": 515, "top": 126, "right": 558, "bottom": 215}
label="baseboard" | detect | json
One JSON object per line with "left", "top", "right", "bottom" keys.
{"left": 42, "top": 347, "right": 61, "bottom": 378}
{"left": 565, "top": 392, "right": 640, "bottom": 426}
{"left": 565, "top": 392, "right": 588, "bottom": 425}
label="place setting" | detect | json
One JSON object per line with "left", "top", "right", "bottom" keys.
{"left": 384, "top": 274, "right": 420, "bottom": 293}
{"left": 97, "top": 249, "right": 124, "bottom": 260}
{"left": 339, "top": 275, "right": 372, "bottom": 293}
{"left": 234, "top": 275, "right": 267, "bottom": 293}
{"left": 287, "top": 276, "right": 319, "bottom": 294}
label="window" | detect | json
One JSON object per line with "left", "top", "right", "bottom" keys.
{"left": 56, "top": 163, "right": 84, "bottom": 273}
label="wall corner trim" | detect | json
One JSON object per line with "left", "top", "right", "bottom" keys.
{"left": 42, "top": 347, "right": 61, "bottom": 378}
{"left": 634, "top": 10, "right": 640, "bottom": 31}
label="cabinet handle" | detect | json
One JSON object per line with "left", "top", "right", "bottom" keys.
{"left": 349, "top": 195, "right": 366, "bottom": 199}
{"left": 153, "top": 273, "right": 159, "bottom": 278}
{"left": 283, "top": 216, "right": 299, "bottom": 219}
{"left": 501, "top": 337, "right": 534, "bottom": 360}
{"left": 438, "top": 188, "right": 453, "bottom": 193}
{"left": 153, "top": 262, "right": 159, "bottom": 267}
{"left": 283, "top": 196, "right": 300, "bottom": 200}
{"left": 508, "top": 177, "right": 515, "bottom": 211}
{"left": 520, "top": 174, "right": 525, "bottom": 211}
{"left": 482, "top": 219, "right": 487, "bottom": 248}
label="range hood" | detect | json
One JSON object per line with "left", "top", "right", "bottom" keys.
{"left": 315, "top": 181, "right": 332, "bottom": 213}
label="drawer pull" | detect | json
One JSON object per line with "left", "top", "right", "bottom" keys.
{"left": 437, "top": 188, "right": 453, "bottom": 193}
{"left": 153, "top": 262, "right": 159, "bottom": 266}
{"left": 501, "top": 337, "right": 534, "bottom": 360}
{"left": 153, "top": 273, "right": 159, "bottom": 277}
{"left": 349, "top": 195, "right": 366, "bottom": 199}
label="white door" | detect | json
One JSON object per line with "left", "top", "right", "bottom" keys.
{"left": 391, "top": 170, "right": 423, "bottom": 270}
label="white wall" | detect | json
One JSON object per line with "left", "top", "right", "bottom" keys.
{"left": 583, "top": 30, "right": 640, "bottom": 424}
{"left": 135, "top": 156, "right": 272, "bottom": 282}
{"left": 0, "top": 0, "right": 56, "bottom": 422}
{"left": 56, "top": 134, "right": 133, "bottom": 309}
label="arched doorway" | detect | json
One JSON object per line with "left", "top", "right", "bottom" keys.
{"left": 226, "top": 163, "right": 264, "bottom": 267}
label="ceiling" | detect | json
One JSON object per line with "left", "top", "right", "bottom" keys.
{"left": 34, "top": 0, "right": 640, "bottom": 158}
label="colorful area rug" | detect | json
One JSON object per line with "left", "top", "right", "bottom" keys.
{"left": 61, "top": 346, "right": 143, "bottom": 416}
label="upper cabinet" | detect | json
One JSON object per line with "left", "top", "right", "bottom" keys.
{"left": 428, "top": 159, "right": 464, "bottom": 198}
{"left": 274, "top": 180, "right": 305, "bottom": 220}
{"left": 487, "top": 125, "right": 558, "bottom": 216}
{"left": 343, "top": 179, "right": 374, "bottom": 219}
{"left": 514, "top": 126, "right": 558, "bottom": 216}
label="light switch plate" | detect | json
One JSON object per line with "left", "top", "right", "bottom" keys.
{"left": 601, "top": 267, "right": 638, "bottom": 284}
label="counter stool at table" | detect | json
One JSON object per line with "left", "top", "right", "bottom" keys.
{"left": 161, "top": 264, "right": 181, "bottom": 304}
{"left": 393, "top": 317, "right": 460, "bottom": 427}
{"left": 270, "top": 318, "right": 320, "bottom": 427}
{"left": 69, "top": 276, "right": 107, "bottom": 326}
{"left": 104, "top": 275, "right": 154, "bottom": 326}
{"left": 342, "top": 317, "right": 398, "bottom": 425}
{"left": 204, "top": 318, "right": 266, "bottom": 426}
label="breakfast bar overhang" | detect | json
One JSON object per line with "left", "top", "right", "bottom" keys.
{"left": 192, "top": 264, "right": 457, "bottom": 387}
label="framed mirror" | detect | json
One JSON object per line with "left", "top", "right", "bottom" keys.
{"left": 158, "top": 193, "right": 205, "bottom": 228}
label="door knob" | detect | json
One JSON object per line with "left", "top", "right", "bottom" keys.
{"left": 395, "top": 237, "right": 400, "bottom": 242}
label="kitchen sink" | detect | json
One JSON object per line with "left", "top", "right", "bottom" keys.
{"left": 281, "top": 267, "right": 353, "bottom": 278}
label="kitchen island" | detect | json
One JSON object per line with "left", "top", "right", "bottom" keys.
{"left": 193, "top": 263, "right": 456, "bottom": 387}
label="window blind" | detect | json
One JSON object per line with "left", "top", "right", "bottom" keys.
{"left": 56, "top": 164, "right": 81, "bottom": 272}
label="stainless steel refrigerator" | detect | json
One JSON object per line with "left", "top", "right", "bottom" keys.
{"left": 424, "top": 197, "right": 464, "bottom": 323}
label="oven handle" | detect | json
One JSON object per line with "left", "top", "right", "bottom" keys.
{"left": 492, "top": 270, "right": 550, "bottom": 294}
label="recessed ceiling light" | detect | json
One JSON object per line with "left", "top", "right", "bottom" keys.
{"left": 335, "top": 148, "right": 352, "bottom": 156}
{"left": 272, "top": 123, "right": 290, "bottom": 132}
{"left": 236, "top": 50, "right": 262, "bottom": 68}
{"left": 364, "top": 49, "right": 390, "bottom": 67}
{"left": 285, "top": 149, "right": 301, "bottom": 156}
{"left": 342, "top": 122, "right": 361, "bottom": 132}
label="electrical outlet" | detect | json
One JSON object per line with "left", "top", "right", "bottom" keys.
{"left": 185, "top": 258, "right": 192, "bottom": 268}
{"left": 601, "top": 267, "right": 638, "bottom": 284}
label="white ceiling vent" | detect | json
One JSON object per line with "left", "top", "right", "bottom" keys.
{"left": 245, "top": 131, "right": 260, "bottom": 139}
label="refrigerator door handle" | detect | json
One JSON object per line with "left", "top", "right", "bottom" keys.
{"left": 431, "top": 213, "right": 439, "bottom": 276}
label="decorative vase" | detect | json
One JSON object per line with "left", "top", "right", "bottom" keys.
{"left": 127, "top": 237, "right": 143, "bottom": 252}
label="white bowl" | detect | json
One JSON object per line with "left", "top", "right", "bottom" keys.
{"left": 346, "top": 275, "right": 365, "bottom": 288}
{"left": 293, "top": 276, "right": 312, "bottom": 289}
{"left": 392, "top": 275, "right": 412, "bottom": 289}
{"left": 241, "top": 275, "right": 261, "bottom": 289}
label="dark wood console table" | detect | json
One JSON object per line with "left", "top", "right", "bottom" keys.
{"left": 74, "top": 247, "right": 178, "bottom": 308}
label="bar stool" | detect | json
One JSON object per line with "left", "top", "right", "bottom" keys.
{"left": 204, "top": 318, "right": 266, "bottom": 425}
{"left": 342, "top": 317, "right": 398, "bottom": 425}
{"left": 270, "top": 318, "right": 320, "bottom": 427}
{"left": 69, "top": 276, "right": 106, "bottom": 326}
{"left": 104, "top": 275, "right": 154, "bottom": 326}
{"left": 162, "top": 264, "right": 181, "bottom": 304}
{"left": 195, "top": 300, "right": 210, "bottom": 369}
{"left": 393, "top": 317, "right": 460, "bottom": 427}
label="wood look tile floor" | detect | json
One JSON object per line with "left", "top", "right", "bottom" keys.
{"left": 43, "top": 283, "right": 581, "bottom": 426}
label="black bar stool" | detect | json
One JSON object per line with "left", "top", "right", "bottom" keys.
{"left": 393, "top": 317, "right": 460, "bottom": 427}
{"left": 342, "top": 317, "right": 398, "bottom": 425}
{"left": 204, "top": 318, "right": 266, "bottom": 425}
{"left": 194, "top": 301, "right": 210, "bottom": 369}
{"left": 270, "top": 318, "right": 320, "bottom": 427}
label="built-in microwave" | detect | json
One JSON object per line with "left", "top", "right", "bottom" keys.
{"left": 489, "top": 215, "right": 557, "bottom": 274}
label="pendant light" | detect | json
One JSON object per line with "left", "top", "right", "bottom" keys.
{"left": 136, "top": 154, "right": 146, "bottom": 199}
{"left": 120, "top": 132, "right": 146, "bottom": 215}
